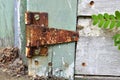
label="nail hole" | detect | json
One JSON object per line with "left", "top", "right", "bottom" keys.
{"left": 34, "top": 59, "right": 39, "bottom": 65}
{"left": 48, "top": 62, "right": 52, "bottom": 66}
{"left": 82, "top": 62, "right": 86, "bottom": 66}
{"left": 89, "top": 1, "right": 94, "bottom": 5}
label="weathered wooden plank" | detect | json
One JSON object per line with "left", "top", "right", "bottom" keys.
{"left": 77, "top": 18, "right": 118, "bottom": 37}
{"left": 76, "top": 15, "right": 120, "bottom": 76}
{"left": 78, "top": 0, "right": 120, "bottom": 16}
{"left": 0, "top": 0, "right": 14, "bottom": 47}
{"left": 75, "top": 76, "right": 120, "bottom": 80}
{"left": 27, "top": 0, "right": 77, "bottom": 79}
{"left": 15, "top": 0, "right": 27, "bottom": 64}
{"left": 76, "top": 36, "right": 120, "bottom": 75}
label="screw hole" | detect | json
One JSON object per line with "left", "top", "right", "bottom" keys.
{"left": 48, "top": 62, "right": 52, "bottom": 66}
{"left": 34, "top": 59, "right": 39, "bottom": 65}
{"left": 89, "top": 1, "right": 94, "bottom": 5}
{"left": 82, "top": 62, "right": 86, "bottom": 66}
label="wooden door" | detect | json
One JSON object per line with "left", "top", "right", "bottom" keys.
{"left": 26, "top": 0, "right": 77, "bottom": 79}
{"left": 75, "top": 0, "right": 120, "bottom": 79}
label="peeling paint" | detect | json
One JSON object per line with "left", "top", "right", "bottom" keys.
{"left": 78, "top": 0, "right": 120, "bottom": 16}
{"left": 27, "top": 0, "right": 77, "bottom": 79}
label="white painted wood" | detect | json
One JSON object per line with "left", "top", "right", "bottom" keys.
{"left": 76, "top": 17, "right": 120, "bottom": 75}
{"left": 78, "top": 0, "right": 120, "bottom": 16}
{"left": 77, "top": 18, "right": 120, "bottom": 37}
{"left": 76, "top": 36, "right": 120, "bottom": 75}
{"left": 75, "top": 76, "right": 120, "bottom": 80}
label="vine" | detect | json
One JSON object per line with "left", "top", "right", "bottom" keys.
{"left": 92, "top": 11, "right": 120, "bottom": 50}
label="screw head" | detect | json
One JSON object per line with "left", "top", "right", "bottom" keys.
{"left": 34, "top": 14, "right": 40, "bottom": 20}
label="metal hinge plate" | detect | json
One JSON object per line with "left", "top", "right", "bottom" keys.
{"left": 25, "top": 12, "right": 79, "bottom": 58}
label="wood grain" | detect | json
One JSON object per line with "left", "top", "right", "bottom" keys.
{"left": 0, "top": 0, "right": 14, "bottom": 47}
{"left": 78, "top": 0, "right": 120, "bottom": 16}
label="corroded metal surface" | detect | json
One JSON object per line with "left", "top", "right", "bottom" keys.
{"left": 25, "top": 12, "right": 79, "bottom": 58}
{"left": 25, "top": 12, "right": 48, "bottom": 58}
{"left": 27, "top": 26, "right": 79, "bottom": 47}
{"left": 25, "top": 12, "right": 48, "bottom": 26}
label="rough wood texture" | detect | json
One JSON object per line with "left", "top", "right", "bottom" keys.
{"left": 76, "top": 17, "right": 120, "bottom": 76}
{"left": 78, "top": 0, "right": 120, "bottom": 16}
{"left": 0, "top": 0, "right": 14, "bottom": 47}
{"left": 76, "top": 0, "right": 120, "bottom": 76}
{"left": 76, "top": 36, "right": 120, "bottom": 75}
{"left": 14, "top": 0, "right": 27, "bottom": 64}
{"left": 75, "top": 76, "right": 120, "bottom": 80}
{"left": 27, "top": 0, "right": 77, "bottom": 79}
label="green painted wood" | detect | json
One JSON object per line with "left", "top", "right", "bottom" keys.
{"left": 15, "top": 0, "right": 27, "bottom": 64}
{"left": 27, "top": 0, "right": 77, "bottom": 79}
{"left": 19, "top": 0, "right": 27, "bottom": 64}
{"left": 0, "top": 0, "right": 14, "bottom": 47}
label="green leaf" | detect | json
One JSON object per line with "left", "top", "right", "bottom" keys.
{"left": 98, "top": 20, "right": 104, "bottom": 27}
{"left": 116, "top": 21, "right": 120, "bottom": 27}
{"left": 115, "top": 39, "right": 120, "bottom": 44}
{"left": 93, "top": 20, "right": 99, "bottom": 25}
{"left": 92, "top": 15, "right": 97, "bottom": 19}
{"left": 92, "top": 15, "right": 99, "bottom": 25}
{"left": 98, "top": 14, "right": 104, "bottom": 20}
{"left": 113, "top": 34, "right": 120, "bottom": 39}
{"left": 118, "top": 45, "right": 120, "bottom": 50}
{"left": 110, "top": 21, "right": 116, "bottom": 29}
{"left": 117, "top": 44, "right": 120, "bottom": 50}
{"left": 104, "top": 13, "right": 109, "bottom": 20}
{"left": 113, "top": 34, "right": 120, "bottom": 46}
{"left": 114, "top": 41, "right": 118, "bottom": 46}
{"left": 103, "top": 20, "right": 110, "bottom": 28}
{"left": 109, "top": 15, "right": 115, "bottom": 20}
{"left": 115, "top": 11, "right": 120, "bottom": 20}
{"left": 114, "top": 40, "right": 120, "bottom": 46}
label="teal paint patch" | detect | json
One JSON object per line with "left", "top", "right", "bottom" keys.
{"left": 0, "top": 0, "right": 14, "bottom": 47}
{"left": 15, "top": 0, "right": 27, "bottom": 64}
{"left": 19, "top": 0, "right": 27, "bottom": 63}
{"left": 27, "top": 0, "right": 77, "bottom": 30}
{"left": 27, "top": 0, "right": 77, "bottom": 79}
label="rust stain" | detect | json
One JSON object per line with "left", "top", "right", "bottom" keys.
{"left": 40, "top": 47, "right": 48, "bottom": 56}
{"left": 25, "top": 12, "right": 79, "bottom": 58}
{"left": 25, "top": 12, "right": 48, "bottom": 58}
{"left": 27, "top": 26, "right": 79, "bottom": 46}
{"left": 25, "top": 12, "right": 48, "bottom": 26}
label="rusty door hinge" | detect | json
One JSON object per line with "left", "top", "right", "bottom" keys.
{"left": 25, "top": 12, "right": 79, "bottom": 58}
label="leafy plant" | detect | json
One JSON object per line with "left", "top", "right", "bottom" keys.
{"left": 92, "top": 11, "right": 120, "bottom": 50}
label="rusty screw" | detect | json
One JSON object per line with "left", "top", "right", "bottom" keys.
{"left": 34, "top": 14, "right": 40, "bottom": 20}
